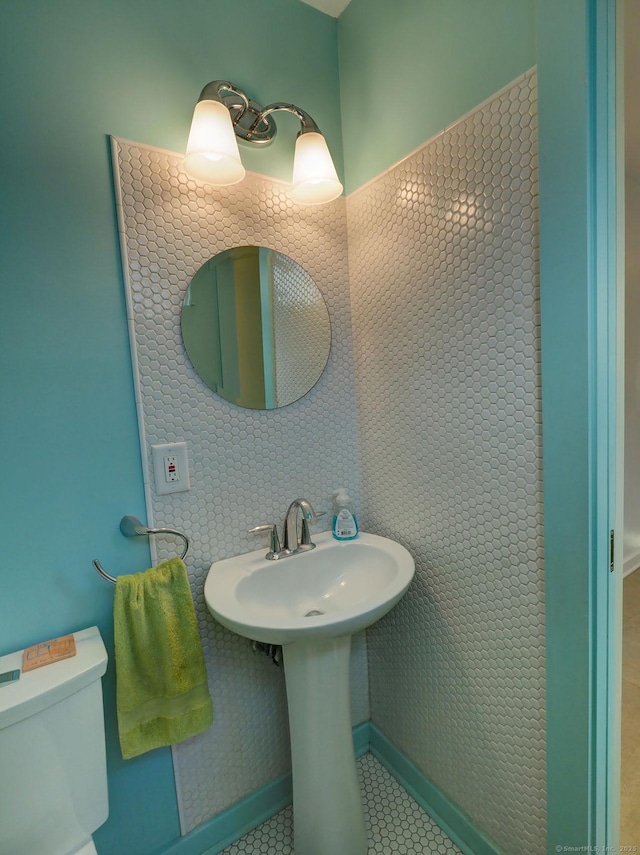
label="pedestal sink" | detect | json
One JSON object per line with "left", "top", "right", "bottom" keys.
{"left": 204, "top": 530, "right": 415, "bottom": 855}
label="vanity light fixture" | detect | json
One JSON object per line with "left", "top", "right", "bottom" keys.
{"left": 184, "top": 80, "right": 343, "bottom": 205}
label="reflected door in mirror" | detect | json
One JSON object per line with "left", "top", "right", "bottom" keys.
{"left": 182, "top": 246, "right": 331, "bottom": 409}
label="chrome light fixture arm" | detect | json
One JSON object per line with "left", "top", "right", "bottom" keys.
{"left": 195, "top": 81, "right": 321, "bottom": 145}
{"left": 198, "top": 81, "right": 249, "bottom": 114}
{"left": 251, "top": 102, "right": 321, "bottom": 139}
{"left": 196, "top": 80, "right": 278, "bottom": 146}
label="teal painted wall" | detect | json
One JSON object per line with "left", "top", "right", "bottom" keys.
{"left": 0, "top": 2, "right": 340, "bottom": 854}
{"left": 2, "top": 0, "right": 607, "bottom": 852}
{"left": 338, "top": 0, "right": 536, "bottom": 193}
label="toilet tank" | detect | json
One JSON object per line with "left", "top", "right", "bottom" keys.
{"left": 0, "top": 627, "right": 109, "bottom": 855}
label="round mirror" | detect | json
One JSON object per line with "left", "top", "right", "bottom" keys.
{"left": 181, "top": 246, "right": 331, "bottom": 409}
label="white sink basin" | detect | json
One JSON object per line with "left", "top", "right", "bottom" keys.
{"left": 204, "top": 530, "right": 415, "bottom": 645}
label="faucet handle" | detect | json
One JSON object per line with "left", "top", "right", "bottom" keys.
{"left": 249, "top": 524, "right": 283, "bottom": 560}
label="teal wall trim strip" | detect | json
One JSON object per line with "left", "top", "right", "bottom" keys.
{"left": 537, "top": 1, "right": 590, "bottom": 844}
{"left": 369, "top": 725, "right": 506, "bottom": 855}
{"left": 538, "top": 0, "right": 619, "bottom": 849}
{"left": 155, "top": 722, "right": 371, "bottom": 855}
{"left": 607, "top": 0, "right": 625, "bottom": 844}
{"left": 589, "top": 0, "right": 622, "bottom": 845}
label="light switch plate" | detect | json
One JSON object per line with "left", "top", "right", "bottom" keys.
{"left": 151, "top": 442, "right": 191, "bottom": 495}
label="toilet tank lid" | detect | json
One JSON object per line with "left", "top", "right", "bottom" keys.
{"left": 0, "top": 627, "right": 108, "bottom": 730}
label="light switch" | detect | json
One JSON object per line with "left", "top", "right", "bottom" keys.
{"left": 151, "top": 442, "right": 191, "bottom": 495}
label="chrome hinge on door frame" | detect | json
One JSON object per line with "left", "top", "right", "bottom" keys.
{"left": 610, "top": 530, "right": 615, "bottom": 572}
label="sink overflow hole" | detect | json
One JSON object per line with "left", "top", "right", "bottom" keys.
{"left": 305, "top": 609, "right": 325, "bottom": 617}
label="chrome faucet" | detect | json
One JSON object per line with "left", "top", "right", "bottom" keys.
{"left": 250, "top": 497, "right": 320, "bottom": 560}
{"left": 283, "top": 498, "right": 317, "bottom": 554}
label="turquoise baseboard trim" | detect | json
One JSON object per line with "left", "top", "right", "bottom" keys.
{"left": 352, "top": 719, "right": 371, "bottom": 757}
{"left": 156, "top": 722, "right": 503, "bottom": 855}
{"left": 156, "top": 721, "right": 371, "bottom": 855}
{"left": 369, "top": 724, "right": 506, "bottom": 855}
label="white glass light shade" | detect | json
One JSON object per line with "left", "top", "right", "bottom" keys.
{"left": 290, "top": 132, "right": 343, "bottom": 205}
{"left": 184, "top": 99, "right": 246, "bottom": 185}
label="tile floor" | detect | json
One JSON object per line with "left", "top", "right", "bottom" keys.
{"left": 218, "top": 753, "right": 462, "bottom": 855}
{"left": 622, "top": 570, "right": 640, "bottom": 847}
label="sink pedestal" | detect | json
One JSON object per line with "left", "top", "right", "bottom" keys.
{"left": 205, "top": 531, "right": 415, "bottom": 853}
{"left": 282, "top": 635, "right": 367, "bottom": 855}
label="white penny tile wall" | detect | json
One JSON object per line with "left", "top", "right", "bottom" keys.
{"left": 347, "top": 70, "right": 544, "bottom": 855}
{"left": 112, "top": 140, "right": 365, "bottom": 833}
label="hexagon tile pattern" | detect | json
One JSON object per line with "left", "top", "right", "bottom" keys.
{"left": 271, "top": 250, "right": 332, "bottom": 406}
{"left": 112, "top": 140, "right": 366, "bottom": 834}
{"left": 346, "top": 71, "right": 545, "bottom": 855}
{"left": 218, "top": 753, "right": 463, "bottom": 855}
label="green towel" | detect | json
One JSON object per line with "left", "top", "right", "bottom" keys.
{"left": 114, "top": 557, "right": 213, "bottom": 760}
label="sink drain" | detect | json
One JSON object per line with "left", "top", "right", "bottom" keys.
{"left": 304, "top": 609, "right": 325, "bottom": 617}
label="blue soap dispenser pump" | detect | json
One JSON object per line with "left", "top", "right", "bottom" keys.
{"left": 332, "top": 488, "right": 359, "bottom": 541}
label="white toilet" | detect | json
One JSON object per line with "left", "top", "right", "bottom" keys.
{"left": 0, "top": 626, "right": 109, "bottom": 855}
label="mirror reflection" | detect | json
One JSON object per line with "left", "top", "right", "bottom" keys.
{"left": 181, "top": 246, "right": 331, "bottom": 409}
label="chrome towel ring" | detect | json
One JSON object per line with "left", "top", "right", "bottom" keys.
{"left": 93, "top": 515, "right": 190, "bottom": 584}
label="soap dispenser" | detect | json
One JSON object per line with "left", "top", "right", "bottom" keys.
{"left": 331, "top": 488, "right": 359, "bottom": 541}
